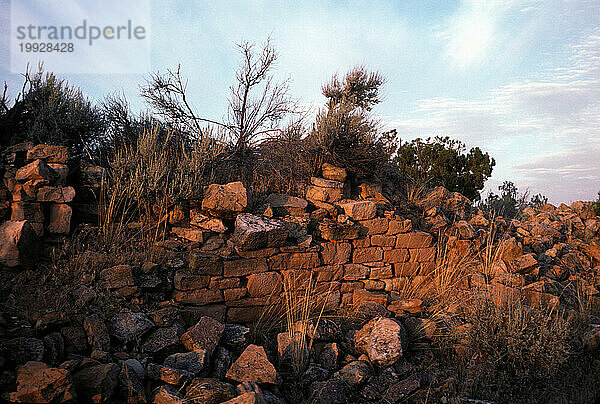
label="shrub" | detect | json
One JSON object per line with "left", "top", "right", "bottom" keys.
{"left": 0, "top": 64, "right": 105, "bottom": 160}
{"left": 394, "top": 136, "right": 495, "bottom": 201}
{"left": 592, "top": 191, "right": 600, "bottom": 216}
{"left": 306, "top": 66, "right": 392, "bottom": 180}
{"left": 478, "top": 181, "right": 548, "bottom": 219}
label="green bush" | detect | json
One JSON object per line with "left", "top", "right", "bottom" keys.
{"left": 394, "top": 136, "right": 495, "bottom": 201}
{"left": 592, "top": 191, "right": 600, "bottom": 216}
{"left": 0, "top": 65, "right": 105, "bottom": 160}
{"left": 478, "top": 181, "right": 548, "bottom": 218}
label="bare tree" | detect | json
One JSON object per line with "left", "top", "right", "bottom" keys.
{"left": 139, "top": 38, "right": 297, "bottom": 157}
{"left": 140, "top": 65, "right": 230, "bottom": 140}
{"left": 227, "top": 38, "right": 296, "bottom": 154}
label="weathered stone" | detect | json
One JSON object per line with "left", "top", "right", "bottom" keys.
{"left": 583, "top": 324, "right": 600, "bottom": 351}
{"left": 119, "top": 362, "right": 146, "bottom": 404}
{"left": 408, "top": 247, "right": 436, "bottom": 262}
{"left": 344, "top": 263, "right": 370, "bottom": 280}
{"left": 37, "top": 186, "right": 75, "bottom": 203}
{"left": 499, "top": 237, "right": 523, "bottom": 261}
{"left": 84, "top": 314, "right": 110, "bottom": 352}
{"left": 181, "top": 316, "right": 225, "bottom": 357}
{"left": 354, "top": 317, "right": 407, "bottom": 367}
{"left": 309, "top": 379, "right": 348, "bottom": 404}
{"left": 388, "top": 298, "right": 423, "bottom": 315}
{"left": 333, "top": 360, "right": 372, "bottom": 388}
{"left": 153, "top": 385, "right": 184, "bottom": 403}
{"left": 359, "top": 218, "right": 389, "bottom": 235}
{"left": 280, "top": 214, "right": 310, "bottom": 239}
{"left": 11, "top": 202, "right": 44, "bottom": 222}
{"left": 268, "top": 252, "right": 321, "bottom": 270}
{"left": 15, "top": 159, "right": 58, "bottom": 183}
{"left": 189, "top": 209, "right": 227, "bottom": 232}
{"left": 0, "top": 337, "right": 44, "bottom": 365}
{"left": 213, "top": 347, "right": 233, "bottom": 380}
{"left": 371, "top": 234, "right": 396, "bottom": 247}
{"left": 246, "top": 271, "right": 282, "bottom": 297}
{"left": 72, "top": 363, "right": 120, "bottom": 403}
{"left": 338, "top": 200, "right": 377, "bottom": 221}
{"left": 174, "top": 271, "right": 210, "bottom": 290}
{"left": 221, "top": 324, "right": 251, "bottom": 351}
{"left": 99, "top": 265, "right": 134, "bottom": 289}
{"left": 224, "top": 288, "right": 247, "bottom": 301}
{"left": 27, "top": 145, "right": 69, "bottom": 164}
{"left": 47, "top": 204, "right": 72, "bottom": 234}
{"left": 224, "top": 258, "right": 268, "bottom": 277}
{"left": 310, "top": 176, "right": 344, "bottom": 188}
{"left": 184, "top": 378, "right": 236, "bottom": 403}
{"left": 173, "top": 289, "right": 223, "bottom": 305}
{"left": 189, "top": 251, "right": 223, "bottom": 275}
{"left": 226, "top": 344, "right": 279, "bottom": 384}
{"left": 0, "top": 220, "right": 39, "bottom": 268}
{"left": 164, "top": 350, "right": 208, "bottom": 376}
{"left": 202, "top": 181, "right": 248, "bottom": 218}
{"left": 107, "top": 312, "right": 154, "bottom": 342}
{"left": 266, "top": 194, "right": 308, "bottom": 217}
{"left": 383, "top": 249, "right": 409, "bottom": 263}
{"left": 9, "top": 361, "right": 74, "bottom": 403}
{"left": 322, "top": 163, "right": 347, "bottom": 182}
{"left": 318, "top": 219, "right": 361, "bottom": 241}
{"left": 353, "top": 247, "right": 383, "bottom": 263}
{"left": 353, "top": 289, "right": 388, "bottom": 306}
{"left": 232, "top": 214, "right": 288, "bottom": 251}
{"left": 321, "top": 242, "right": 352, "bottom": 265}
{"left": 395, "top": 232, "right": 432, "bottom": 249}
{"left": 172, "top": 227, "right": 208, "bottom": 243}
{"left": 142, "top": 323, "right": 185, "bottom": 354}
{"left": 48, "top": 164, "right": 68, "bottom": 185}
{"left": 306, "top": 185, "right": 343, "bottom": 203}
{"left": 318, "top": 342, "right": 340, "bottom": 370}
{"left": 146, "top": 362, "right": 192, "bottom": 385}
{"left": 386, "top": 219, "right": 413, "bottom": 235}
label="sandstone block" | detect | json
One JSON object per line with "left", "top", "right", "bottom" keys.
{"left": 0, "top": 220, "right": 39, "bottom": 268}
{"left": 202, "top": 181, "right": 248, "bottom": 218}
{"left": 47, "top": 204, "right": 72, "bottom": 234}
{"left": 352, "top": 247, "right": 383, "bottom": 263}
{"left": 395, "top": 231, "right": 433, "bottom": 249}
{"left": 338, "top": 200, "right": 376, "bottom": 221}
{"left": 233, "top": 213, "right": 288, "bottom": 251}
{"left": 321, "top": 163, "right": 347, "bottom": 182}
{"left": 246, "top": 271, "right": 282, "bottom": 297}
{"left": 37, "top": 186, "right": 75, "bottom": 203}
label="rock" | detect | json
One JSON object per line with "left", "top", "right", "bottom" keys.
{"left": 583, "top": 324, "right": 600, "bottom": 351}
{"left": 26, "top": 145, "right": 69, "bottom": 164}
{"left": 318, "top": 219, "right": 361, "bottom": 241}
{"left": 387, "top": 298, "right": 423, "bottom": 315}
{"left": 11, "top": 202, "right": 44, "bottom": 222}
{"left": 72, "top": 362, "right": 120, "bottom": 403}
{"left": 0, "top": 220, "right": 39, "bottom": 268}
{"left": 226, "top": 344, "right": 280, "bottom": 384}
{"left": 354, "top": 317, "right": 407, "bottom": 367}
{"left": 322, "top": 163, "right": 347, "bottom": 182}
{"left": 37, "top": 186, "right": 75, "bottom": 203}
{"left": 47, "top": 204, "right": 72, "bottom": 234}
{"left": 416, "top": 186, "right": 471, "bottom": 219}
{"left": 213, "top": 347, "right": 233, "bottom": 379}
{"left": 190, "top": 210, "right": 227, "bottom": 232}
{"left": 42, "top": 332, "right": 65, "bottom": 365}
{"left": 306, "top": 185, "right": 343, "bottom": 203}
{"left": 222, "top": 392, "right": 266, "bottom": 404}
{"left": 220, "top": 324, "right": 250, "bottom": 351}
{"left": 266, "top": 194, "right": 308, "bottom": 217}
{"left": 181, "top": 316, "right": 225, "bottom": 357}
{"left": 0, "top": 337, "right": 44, "bottom": 365}
{"left": 153, "top": 385, "right": 183, "bottom": 404}
{"left": 280, "top": 214, "right": 310, "bottom": 239}
{"left": 184, "top": 378, "right": 236, "bottom": 403}
{"left": 338, "top": 200, "right": 377, "bottom": 221}
{"left": 232, "top": 214, "right": 288, "bottom": 251}
{"left": 142, "top": 323, "right": 185, "bottom": 354}
{"left": 146, "top": 363, "right": 193, "bottom": 385}
{"left": 107, "top": 312, "right": 154, "bottom": 342}
{"left": 119, "top": 362, "right": 146, "bottom": 403}
{"left": 9, "top": 361, "right": 74, "bottom": 403}
{"left": 309, "top": 379, "right": 348, "bottom": 404}
{"left": 202, "top": 182, "right": 248, "bottom": 218}
{"left": 333, "top": 360, "right": 372, "bottom": 388}
{"left": 164, "top": 351, "right": 208, "bottom": 376}
{"left": 318, "top": 342, "right": 340, "bottom": 370}
{"left": 48, "top": 164, "right": 68, "bottom": 185}
{"left": 246, "top": 272, "right": 282, "bottom": 297}
{"left": 172, "top": 227, "right": 209, "bottom": 243}
{"left": 99, "top": 265, "right": 134, "bottom": 289}
{"left": 84, "top": 314, "right": 110, "bottom": 352}
{"left": 15, "top": 159, "right": 58, "bottom": 183}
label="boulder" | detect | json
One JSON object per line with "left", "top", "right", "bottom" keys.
{"left": 11, "top": 202, "right": 44, "bottom": 222}
{"left": 322, "top": 163, "right": 347, "bottom": 182}
{"left": 142, "top": 323, "right": 185, "bottom": 354}
{"left": 338, "top": 200, "right": 377, "bottom": 221}
{"left": 107, "top": 312, "right": 154, "bottom": 342}
{"left": 232, "top": 214, "right": 288, "bottom": 251}
{"left": 9, "top": 361, "right": 75, "bottom": 403}
{"left": 354, "top": 317, "right": 407, "bottom": 367}
{"left": 119, "top": 362, "right": 146, "bottom": 404}
{"left": 184, "top": 378, "right": 236, "bottom": 403}
{"left": 0, "top": 220, "right": 40, "bottom": 268}
{"left": 47, "top": 204, "right": 72, "bottom": 234}
{"left": 37, "top": 186, "right": 76, "bottom": 203}
{"left": 72, "top": 363, "right": 120, "bottom": 403}
{"left": 220, "top": 324, "right": 250, "bottom": 352}
{"left": 202, "top": 182, "right": 248, "bottom": 218}
{"left": 306, "top": 185, "right": 343, "bottom": 203}
{"left": 164, "top": 350, "right": 208, "bottom": 376}
{"left": 26, "top": 145, "right": 69, "bottom": 164}
{"left": 246, "top": 272, "right": 282, "bottom": 297}
{"left": 0, "top": 337, "right": 45, "bottom": 364}
{"left": 153, "top": 385, "right": 184, "bottom": 404}
{"left": 190, "top": 210, "right": 227, "bottom": 232}
{"left": 15, "top": 159, "right": 58, "bottom": 183}
{"left": 333, "top": 360, "right": 372, "bottom": 388}
{"left": 266, "top": 194, "right": 308, "bottom": 217}
{"left": 226, "top": 344, "right": 280, "bottom": 384}
{"left": 83, "top": 314, "right": 110, "bottom": 353}
{"left": 181, "top": 316, "right": 225, "bottom": 357}
{"left": 99, "top": 265, "right": 134, "bottom": 289}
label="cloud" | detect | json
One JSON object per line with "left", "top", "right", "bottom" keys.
{"left": 388, "top": 25, "right": 600, "bottom": 203}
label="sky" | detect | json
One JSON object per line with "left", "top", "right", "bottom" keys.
{"left": 1, "top": 0, "right": 599, "bottom": 204}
